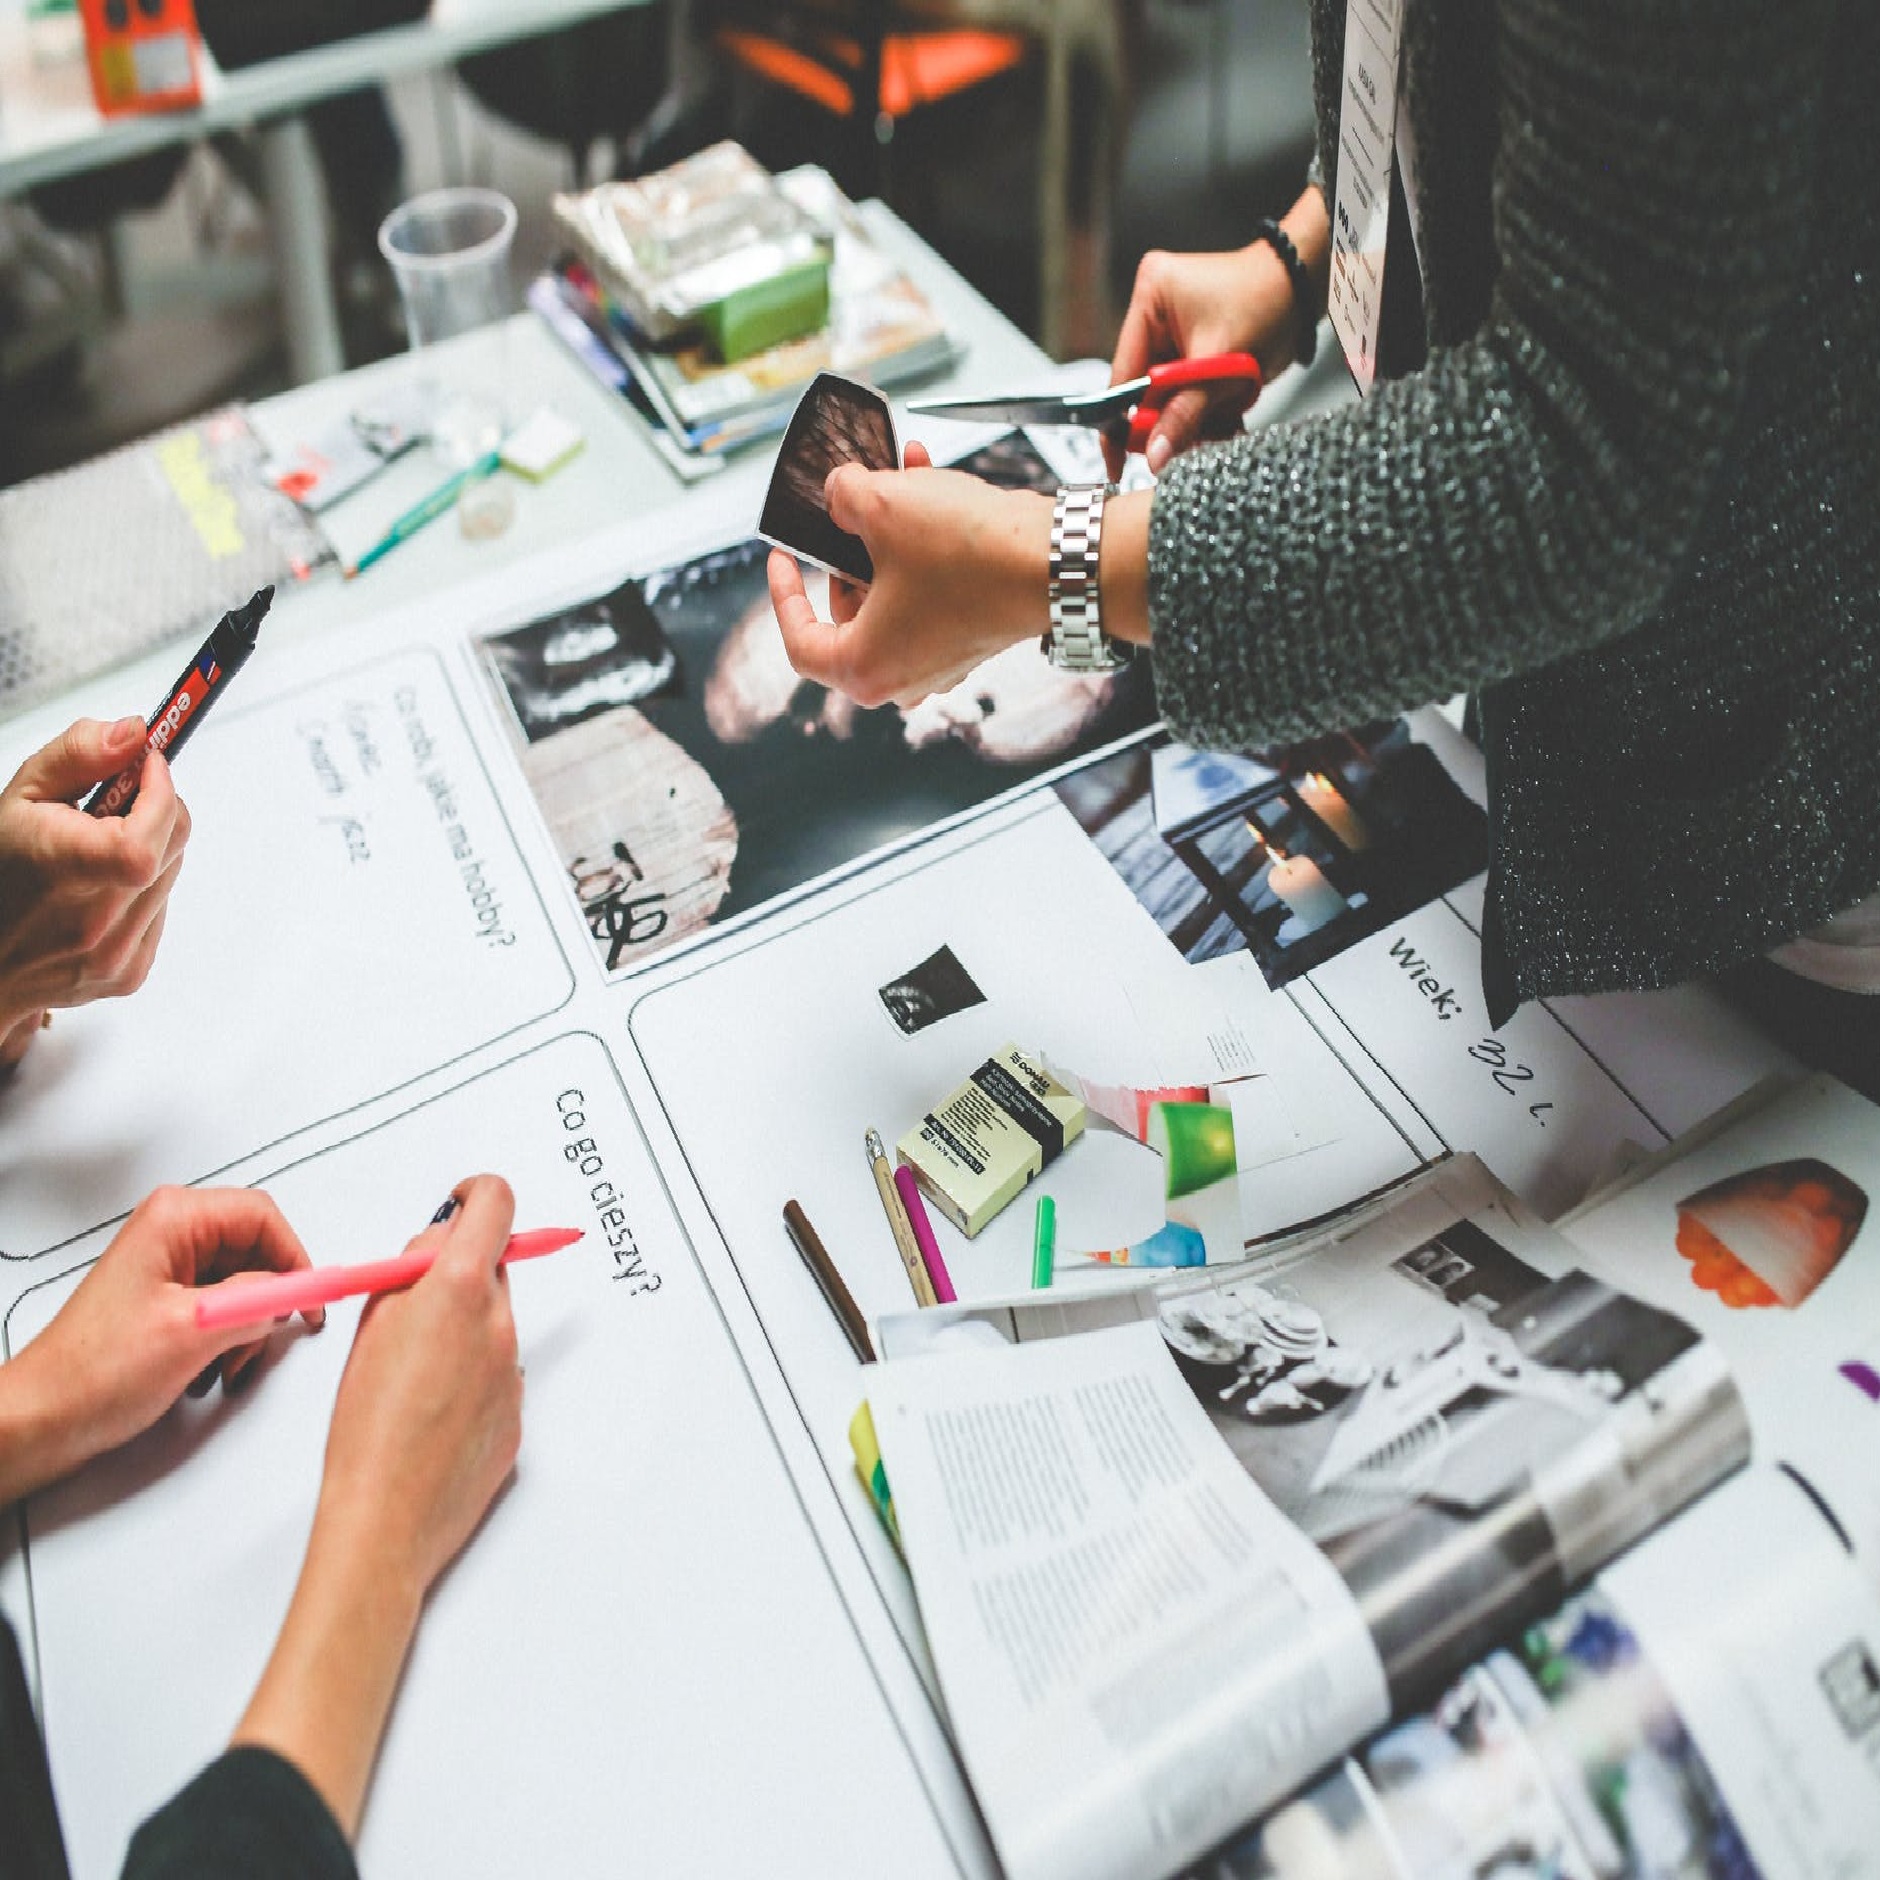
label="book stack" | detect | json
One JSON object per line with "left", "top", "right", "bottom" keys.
{"left": 539, "top": 156, "right": 955, "bottom": 470}
{"left": 554, "top": 141, "right": 831, "bottom": 359}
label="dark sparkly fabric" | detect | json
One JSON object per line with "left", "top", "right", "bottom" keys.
{"left": 1152, "top": 0, "right": 1879, "bottom": 1017}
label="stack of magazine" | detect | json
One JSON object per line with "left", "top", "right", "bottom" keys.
{"left": 540, "top": 162, "right": 954, "bottom": 466}
{"left": 553, "top": 140, "right": 830, "bottom": 351}
{"left": 860, "top": 1073, "right": 1880, "bottom": 1880}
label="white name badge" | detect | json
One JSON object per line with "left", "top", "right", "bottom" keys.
{"left": 1327, "top": 0, "right": 1404, "bottom": 395}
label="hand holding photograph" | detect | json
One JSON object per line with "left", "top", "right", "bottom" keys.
{"left": 758, "top": 372, "right": 900, "bottom": 586}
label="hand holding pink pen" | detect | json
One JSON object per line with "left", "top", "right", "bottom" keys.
{"left": 194, "top": 1226, "right": 584, "bottom": 1333}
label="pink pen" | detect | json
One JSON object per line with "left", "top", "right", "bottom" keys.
{"left": 892, "top": 1165, "right": 956, "bottom": 1305}
{"left": 193, "top": 1227, "right": 584, "bottom": 1333}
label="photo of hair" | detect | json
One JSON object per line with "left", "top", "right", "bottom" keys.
{"left": 480, "top": 532, "right": 1157, "bottom": 975}
{"left": 758, "top": 372, "right": 898, "bottom": 585}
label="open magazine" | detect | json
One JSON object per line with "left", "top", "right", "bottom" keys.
{"left": 1203, "top": 1464, "right": 1880, "bottom": 1877}
{"left": 864, "top": 1156, "right": 1752, "bottom": 1880}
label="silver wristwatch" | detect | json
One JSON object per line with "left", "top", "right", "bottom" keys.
{"left": 1044, "top": 483, "right": 1128, "bottom": 673}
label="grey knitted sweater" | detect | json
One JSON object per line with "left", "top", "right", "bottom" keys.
{"left": 1146, "top": 0, "right": 1879, "bottom": 1020}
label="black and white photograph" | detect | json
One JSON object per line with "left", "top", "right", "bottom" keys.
{"left": 877, "top": 943, "right": 987, "bottom": 1036}
{"left": 481, "top": 534, "right": 1158, "bottom": 973}
{"left": 757, "top": 372, "right": 899, "bottom": 585}
{"left": 1151, "top": 1227, "right": 1736, "bottom": 1705}
{"left": 1054, "top": 723, "right": 1489, "bottom": 990}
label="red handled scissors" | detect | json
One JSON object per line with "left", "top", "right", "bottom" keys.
{"left": 907, "top": 352, "right": 1263, "bottom": 457}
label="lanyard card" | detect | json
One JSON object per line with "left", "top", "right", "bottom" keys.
{"left": 1327, "top": 0, "right": 1404, "bottom": 396}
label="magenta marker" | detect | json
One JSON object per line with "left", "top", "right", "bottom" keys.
{"left": 84, "top": 585, "right": 273, "bottom": 818}
{"left": 894, "top": 1163, "right": 956, "bottom": 1305}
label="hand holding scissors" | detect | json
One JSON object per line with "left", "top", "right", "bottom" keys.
{"left": 908, "top": 351, "right": 1263, "bottom": 460}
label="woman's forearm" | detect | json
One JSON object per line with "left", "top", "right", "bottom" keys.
{"left": 0, "top": 1344, "right": 96, "bottom": 1508}
{"left": 229, "top": 1516, "right": 424, "bottom": 1841}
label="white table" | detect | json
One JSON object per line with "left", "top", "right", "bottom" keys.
{"left": 239, "top": 198, "right": 1049, "bottom": 652}
{"left": 0, "top": 0, "right": 659, "bottom": 382}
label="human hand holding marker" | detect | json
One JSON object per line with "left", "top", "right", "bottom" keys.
{"left": 0, "top": 717, "right": 191, "bottom": 1068}
{"left": 0, "top": 1187, "right": 319, "bottom": 1505}
{"left": 232, "top": 1174, "right": 530, "bottom": 1837}
{"left": 194, "top": 1222, "right": 584, "bottom": 1332}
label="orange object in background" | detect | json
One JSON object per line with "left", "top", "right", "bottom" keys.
{"left": 78, "top": 0, "right": 203, "bottom": 116}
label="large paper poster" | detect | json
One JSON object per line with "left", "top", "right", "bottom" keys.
{"left": 7, "top": 1035, "right": 972, "bottom": 1880}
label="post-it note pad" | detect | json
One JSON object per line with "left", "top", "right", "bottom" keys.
{"left": 501, "top": 408, "right": 586, "bottom": 481}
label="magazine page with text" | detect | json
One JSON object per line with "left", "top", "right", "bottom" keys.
{"left": 865, "top": 1158, "right": 1749, "bottom": 1880}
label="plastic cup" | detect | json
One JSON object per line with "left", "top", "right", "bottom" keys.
{"left": 378, "top": 187, "right": 518, "bottom": 346}
{"left": 378, "top": 188, "right": 517, "bottom": 467}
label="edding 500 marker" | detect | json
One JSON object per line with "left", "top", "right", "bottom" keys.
{"left": 84, "top": 586, "right": 273, "bottom": 818}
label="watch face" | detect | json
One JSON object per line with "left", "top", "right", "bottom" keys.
{"left": 758, "top": 373, "right": 899, "bottom": 587}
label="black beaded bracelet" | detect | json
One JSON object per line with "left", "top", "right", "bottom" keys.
{"left": 1251, "top": 218, "right": 1317, "bottom": 370}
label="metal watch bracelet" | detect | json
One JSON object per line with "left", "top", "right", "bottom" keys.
{"left": 1044, "top": 482, "right": 1128, "bottom": 673}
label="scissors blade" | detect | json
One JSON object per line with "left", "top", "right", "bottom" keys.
{"left": 904, "top": 393, "right": 1092, "bottom": 426}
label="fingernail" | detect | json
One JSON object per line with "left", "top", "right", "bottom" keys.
{"left": 431, "top": 1194, "right": 461, "bottom": 1225}
{"left": 1146, "top": 436, "right": 1172, "bottom": 475}
{"left": 108, "top": 715, "right": 144, "bottom": 751}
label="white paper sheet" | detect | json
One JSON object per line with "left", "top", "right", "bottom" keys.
{"left": 7, "top": 1034, "right": 975, "bottom": 1880}
{"left": 0, "top": 646, "right": 575, "bottom": 1255}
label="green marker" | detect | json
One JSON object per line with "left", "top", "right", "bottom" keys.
{"left": 1031, "top": 1193, "right": 1056, "bottom": 1290}
{"left": 344, "top": 447, "right": 502, "bottom": 579}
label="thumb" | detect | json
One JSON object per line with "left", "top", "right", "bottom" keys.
{"left": 15, "top": 717, "right": 146, "bottom": 803}
{"left": 824, "top": 464, "right": 874, "bottom": 538}
{"left": 430, "top": 1174, "right": 517, "bottom": 1285}
{"left": 1144, "top": 388, "right": 1214, "bottom": 474}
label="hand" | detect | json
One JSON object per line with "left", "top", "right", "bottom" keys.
{"left": 0, "top": 716, "right": 192, "bottom": 1070}
{"left": 1108, "top": 243, "right": 1299, "bottom": 478}
{"left": 0, "top": 1187, "right": 319, "bottom": 1503}
{"left": 313, "top": 1173, "right": 523, "bottom": 1599}
{"left": 771, "top": 440, "right": 1055, "bottom": 708}
{"left": 229, "top": 1176, "right": 523, "bottom": 1838}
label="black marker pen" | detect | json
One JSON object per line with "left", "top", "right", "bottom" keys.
{"left": 84, "top": 585, "right": 273, "bottom": 818}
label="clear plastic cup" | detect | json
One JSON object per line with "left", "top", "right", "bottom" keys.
{"left": 378, "top": 188, "right": 517, "bottom": 465}
{"left": 378, "top": 187, "right": 518, "bottom": 345}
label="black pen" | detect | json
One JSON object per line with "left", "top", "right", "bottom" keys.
{"left": 84, "top": 586, "right": 273, "bottom": 817}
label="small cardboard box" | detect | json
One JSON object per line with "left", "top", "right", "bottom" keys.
{"left": 897, "top": 1044, "right": 1086, "bottom": 1238}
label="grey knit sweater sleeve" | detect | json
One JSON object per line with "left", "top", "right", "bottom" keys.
{"left": 1148, "top": 0, "right": 1833, "bottom": 750}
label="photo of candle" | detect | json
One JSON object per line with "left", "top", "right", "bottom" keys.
{"left": 1258, "top": 836, "right": 1348, "bottom": 937}
{"left": 1298, "top": 771, "right": 1371, "bottom": 852}
{"left": 1056, "top": 719, "right": 1489, "bottom": 991}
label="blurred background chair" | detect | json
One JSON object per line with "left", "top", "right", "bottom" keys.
{"left": 454, "top": 8, "right": 674, "bottom": 189}
{"left": 708, "top": 0, "right": 1124, "bottom": 355}
{"left": 195, "top": 0, "right": 430, "bottom": 281}
{"left": 710, "top": 0, "right": 1027, "bottom": 204}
